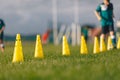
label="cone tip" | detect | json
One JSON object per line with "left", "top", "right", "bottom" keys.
{"left": 63, "top": 35, "right": 66, "bottom": 40}
{"left": 36, "top": 34, "right": 40, "bottom": 39}
{"left": 16, "top": 33, "right": 21, "bottom": 40}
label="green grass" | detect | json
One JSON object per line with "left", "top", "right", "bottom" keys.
{"left": 1, "top": 41, "right": 120, "bottom": 80}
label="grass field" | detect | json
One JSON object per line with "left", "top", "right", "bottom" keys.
{"left": 0, "top": 41, "right": 120, "bottom": 80}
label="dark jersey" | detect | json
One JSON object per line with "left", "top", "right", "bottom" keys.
{"left": 96, "top": 3, "right": 114, "bottom": 26}
{"left": 0, "top": 19, "right": 5, "bottom": 29}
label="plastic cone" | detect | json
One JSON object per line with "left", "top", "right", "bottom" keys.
{"left": 93, "top": 37, "right": 100, "bottom": 54}
{"left": 62, "top": 36, "right": 70, "bottom": 56}
{"left": 34, "top": 35, "right": 44, "bottom": 59}
{"left": 80, "top": 36, "right": 88, "bottom": 54}
{"left": 100, "top": 36, "right": 106, "bottom": 52}
{"left": 117, "top": 37, "right": 120, "bottom": 49}
{"left": 12, "top": 34, "right": 24, "bottom": 63}
{"left": 107, "top": 36, "right": 113, "bottom": 50}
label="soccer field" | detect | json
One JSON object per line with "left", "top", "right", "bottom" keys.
{"left": 0, "top": 41, "right": 120, "bottom": 80}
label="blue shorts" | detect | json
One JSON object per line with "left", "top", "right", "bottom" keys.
{"left": 0, "top": 32, "right": 4, "bottom": 40}
{"left": 102, "top": 25, "right": 114, "bottom": 34}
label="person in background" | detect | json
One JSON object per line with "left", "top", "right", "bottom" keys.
{"left": 0, "top": 19, "right": 5, "bottom": 52}
{"left": 42, "top": 29, "right": 51, "bottom": 44}
{"left": 94, "top": 0, "right": 116, "bottom": 48}
{"left": 81, "top": 27, "right": 88, "bottom": 41}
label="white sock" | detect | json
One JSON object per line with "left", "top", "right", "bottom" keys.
{"left": 111, "top": 35, "right": 115, "bottom": 39}
{"left": 0, "top": 44, "right": 4, "bottom": 48}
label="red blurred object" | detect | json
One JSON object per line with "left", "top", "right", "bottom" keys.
{"left": 42, "top": 29, "right": 51, "bottom": 44}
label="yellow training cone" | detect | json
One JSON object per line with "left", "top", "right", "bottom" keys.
{"left": 93, "top": 37, "right": 100, "bottom": 54}
{"left": 80, "top": 36, "right": 88, "bottom": 54}
{"left": 100, "top": 36, "right": 106, "bottom": 52}
{"left": 117, "top": 37, "right": 120, "bottom": 49}
{"left": 62, "top": 36, "right": 70, "bottom": 56}
{"left": 107, "top": 36, "right": 113, "bottom": 50}
{"left": 12, "top": 34, "right": 24, "bottom": 63}
{"left": 34, "top": 35, "right": 44, "bottom": 59}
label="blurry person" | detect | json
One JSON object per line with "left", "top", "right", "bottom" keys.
{"left": 94, "top": 0, "right": 116, "bottom": 48}
{"left": 0, "top": 19, "right": 5, "bottom": 52}
{"left": 81, "top": 27, "right": 88, "bottom": 41}
{"left": 42, "top": 29, "right": 51, "bottom": 44}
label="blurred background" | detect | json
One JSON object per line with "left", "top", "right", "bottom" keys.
{"left": 0, "top": 0, "right": 120, "bottom": 44}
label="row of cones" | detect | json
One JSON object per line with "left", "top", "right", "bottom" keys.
{"left": 12, "top": 34, "right": 120, "bottom": 63}
{"left": 62, "top": 35, "right": 120, "bottom": 55}
{"left": 94, "top": 36, "right": 120, "bottom": 54}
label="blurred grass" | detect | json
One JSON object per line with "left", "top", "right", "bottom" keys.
{"left": 0, "top": 41, "right": 120, "bottom": 80}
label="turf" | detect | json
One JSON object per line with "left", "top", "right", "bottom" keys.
{"left": 0, "top": 41, "right": 120, "bottom": 80}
